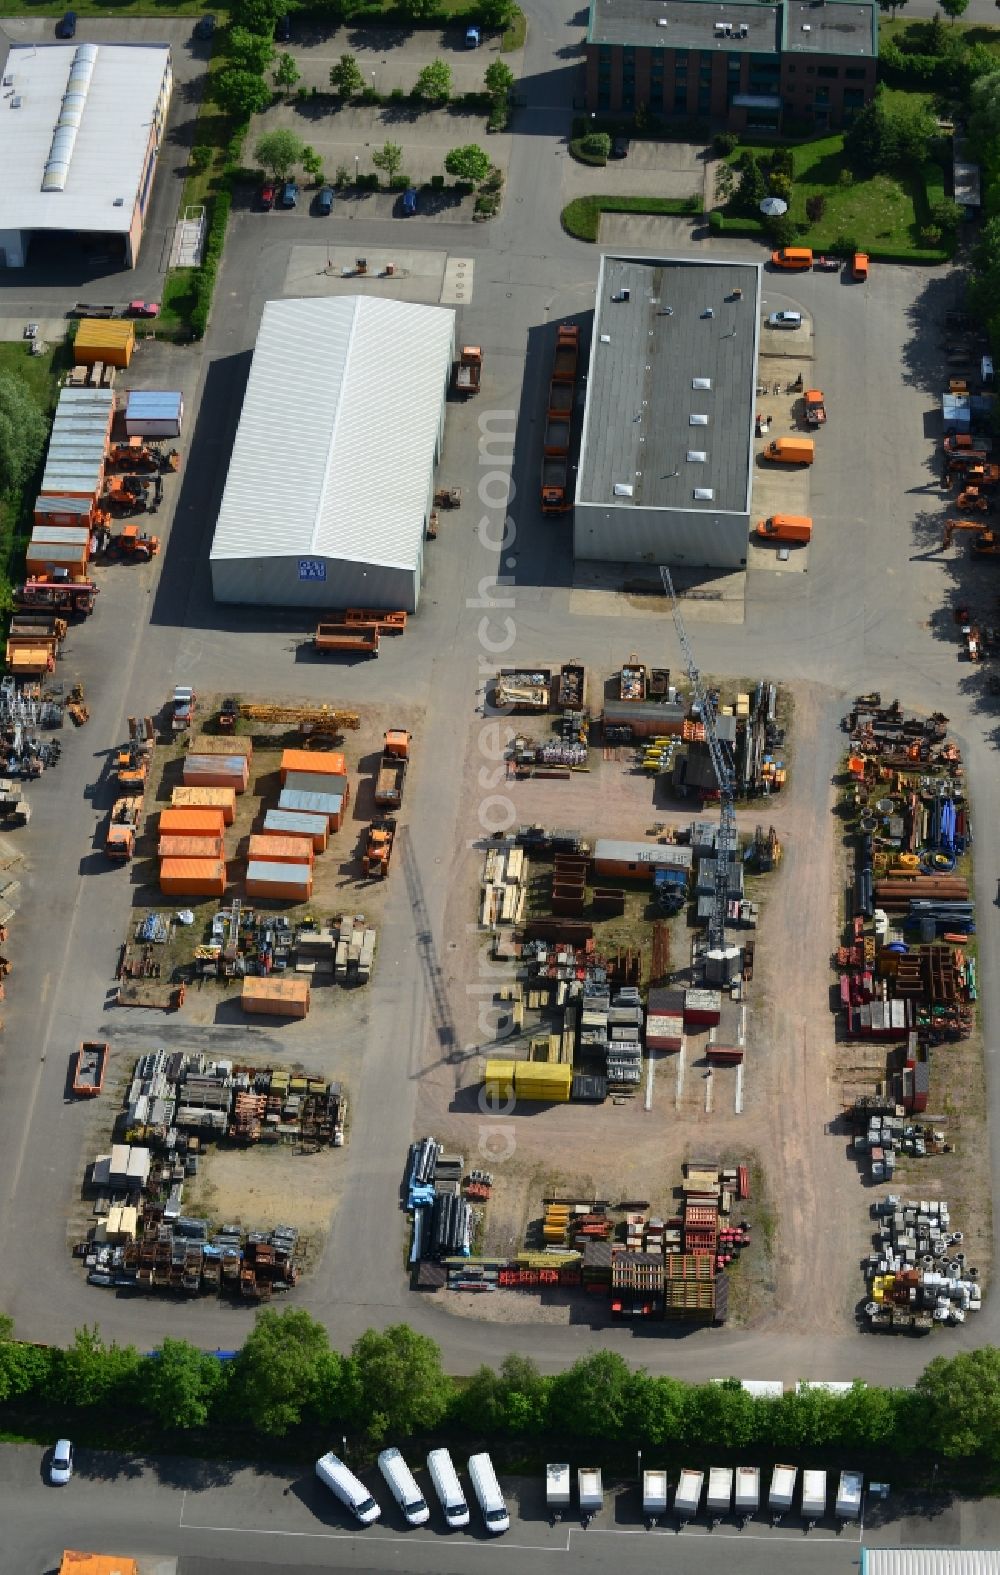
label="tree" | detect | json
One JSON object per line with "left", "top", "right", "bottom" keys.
{"left": 254, "top": 128, "right": 306, "bottom": 179}
{"left": 484, "top": 59, "right": 515, "bottom": 98}
{"left": 330, "top": 52, "right": 365, "bottom": 97}
{"left": 56, "top": 1326, "right": 140, "bottom": 1410}
{"left": 0, "top": 1326, "right": 55, "bottom": 1404}
{"left": 229, "top": 0, "right": 278, "bottom": 33}
{"left": 682, "top": 1379, "right": 760, "bottom": 1450}
{"left": 346, "top": 1325, "right": 453, "bottom": 1440}
{"left": 481, "top": 0, "right": 517, "bottom": 27}
{"left": 212, "top": 67, "right": 272, "bottom": 117}
{"left": 414, "top": 59, "right": 452, "bottom": 102}
{"left": 232, "top": 1309, "right": 330, "bottom": 1436}
{"left": 302, "top": 145, "right": 324, "bottom": 184}
{"left": 493, "top": 1352, "right": 549, "bottom": 1434}
{"left": 844, "top": 88, "right": 936, "bottom": 172}
{"left": 399, "top": 0, "right": 439, "bottom": 18}
{"left": 548, "top": 1351, "right": 631, "bottom": 1440}
{"left": 445, "top": 143, "right": 491, "bottom": 182}
{"left": 371, "top": 140, "right": 404, "bottom": 183}
{"left": 227, "top": 25, "right": 275, "bottom": 73}
{"left": 145, "top": 1340, "right": 224, "bottom": 1431}
{"left": 878, "top": 0, "right": 908, "bottom": 18}
{"left": 734, "top": 152, "right": 766, "bottom": 215}
{"left": 624, "top": 1373, "right": 687, "bottom": 1446}
{"left": 970, "top": 69, "right": 1000, "bottom": 143}
{"left": 0, "top": 374, "right": 48, "bottom": 499}
{"left": 939, "top": 0, "right": 969, "bottom": 18}
{"left": 916, "top": 1351, "right": 1000, "bottom": 1461}
{"left": 273, "top": 51, "right": 300, "bottom": 93}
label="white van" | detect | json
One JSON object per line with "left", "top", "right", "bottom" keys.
{"left": 427, "top": 1447, "right": 470, "bottom": 1528}
{"left": 468, "top": 1451, "right": 510, "bottom": 1534}
{"left": 315, "top": 1452, "right": 381, "bottom": 1525}
{"left": 378, "top": 1446, "right": 431, "bottom": 1526}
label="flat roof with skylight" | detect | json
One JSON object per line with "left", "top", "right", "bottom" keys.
{"left": 783, "top": 0, "right": 875, "bottom": 57}
{"left": 588, "top": 0, "right": 780, "bottom": 53}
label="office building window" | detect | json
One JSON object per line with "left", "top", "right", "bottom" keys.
{"left": 817, "top": 65, "right": 838, "bottom": 79}
{"left": 845, "top": 66, "right": 866, "bottom": 79}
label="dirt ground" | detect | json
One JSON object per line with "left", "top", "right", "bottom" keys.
{"left": 180, "top": 1144, "right": 345, "bottom": 1275}
{"left": 122, "top": 694, "right": 423, "bottom": 987}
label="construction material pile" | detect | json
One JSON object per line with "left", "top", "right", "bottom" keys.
{"left": 407, "top": 1138, "right": 475, "bottom": 1263}
{"left": 865, "top": 1195, "right": 982, "bottom": 1333}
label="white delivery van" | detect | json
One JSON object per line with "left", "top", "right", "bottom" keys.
{"left": 428, "top": 1447, "right": 471, "bottom": 1528}
{"left": 378, "top": 1446, "right": 430, "bottom": 1526}
{"left": 315, "top": 1452, "right": 381, "bottom": 1525}
{"left": 468, "top": 1451, "right": 510, "bottom": 1534}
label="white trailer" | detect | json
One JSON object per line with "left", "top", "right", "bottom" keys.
{"left": 768, "top": 1464, "right": 797, "bottom": 1523}
{"left": 707, "top": 1467, "right": 733, "bottom": 1524}
{"left": 836, "top": 1470, "right": 864, "bottom": 1522}
{"left": 734, "top": 1465, "right": 759, "bottom": 1527}
{"left": 642, "top": 1469, "right": 669, "bottom": 1527}
{"left": 801, "top": 1469, "right": 827, "bottom": 1527}
{"left": 578, "top": 1466, "right": 603, "bottom": 1526}
{"left": 674, "top": 1468, "right": 704, "bottom": 1524}
{"left": 546, "top": 1463, "right": 571, "bottom": 1522}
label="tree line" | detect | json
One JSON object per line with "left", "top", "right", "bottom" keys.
{"left": 4, "top": 1312, "right": 1000, "bottom": 1469}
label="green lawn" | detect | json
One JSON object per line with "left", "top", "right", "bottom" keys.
{"left": 881, "top": 16, "right": 1000, "bottom": 54}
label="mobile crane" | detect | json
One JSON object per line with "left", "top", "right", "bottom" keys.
{"left": 659, "top": 565, "right": 735, "bottom": 950}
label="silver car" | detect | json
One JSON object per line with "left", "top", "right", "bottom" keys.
{"left": 50, "top": 1439, "right": 73, "bottom": 1485}
{"left": 767, "top": 310, "right": 802, "bottom": 329}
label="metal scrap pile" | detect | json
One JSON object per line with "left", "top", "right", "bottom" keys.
{"left": 865, "top": 1195, "right": 982, "bottom": 1333}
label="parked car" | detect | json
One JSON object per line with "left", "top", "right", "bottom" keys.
{"left": 465, "top": 24, "right": 481, "bottom": 46}
{"left": 402, "top": 187, "right": 418, "bottom": 216}
{"left": 259, "top": 183, "right": 276, "bottom": 210}
{"left": 55, "top": 10, "right": 77, "bottom": 36}
{"left": 611, "top": 136, "right": 630, "bottom": 158}
{"left": 852, "top": 251, "right": 869, "bottom": 282}
{"left": 770, "top": 246, "right": 813, "bottom": 270}
{"left": 194, "top": 14, "right": 216, "bottom": 38}
{"left": 767, "top": 310, "right": 803, "bottom": 330}
{"left": 127, "top": 300, "right": 160, "bottom": 318}
{"left": 275, "top": 11, "right": 291, "bottom": 39}
{"left": 315, "top": 185, "right": 335, "bottom": 215}
{"left": 50, "top": 1440, "right": 74, "bottom": 1485}
{"left": 279, "top": 181, "right": 298, "bottom": 208}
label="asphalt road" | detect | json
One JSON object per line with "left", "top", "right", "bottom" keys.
{"left": 4, "top": 1443, "right": 999, "bottom": 1575}
{"left": 0, "top": 0, "right": 996, "bottom": 1393}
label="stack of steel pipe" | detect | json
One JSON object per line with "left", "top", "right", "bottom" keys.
{"left": 874, "top": 876, "right": 969, "bottom": 910}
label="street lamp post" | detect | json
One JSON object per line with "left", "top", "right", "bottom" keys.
{"left": 354, "top": 153, "right": 359, "bottom": 186}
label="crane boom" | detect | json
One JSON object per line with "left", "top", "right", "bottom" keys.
{"left": 659, "top": 565, "right": 735, "bottom": 950}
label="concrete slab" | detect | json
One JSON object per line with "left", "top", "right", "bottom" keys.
{"left": 597, "top": 214, "right": 702, "bottom": 250}
{"left": 569, "top": 559, "right": 747, "bottom": 623}
{"left": 0, "top": 318, "right": 67, "bottom": 343}
{"left": 440, "top": 255, "right": 474, "bottom": 305}
{"left": 747, "top": 537, "right": 810, "bottom": 574}
{"left": 282, "top": 244, "right": 451, "bottom": 303}
{"left": 565, "top": 140, "right": 704, "bottom": 202}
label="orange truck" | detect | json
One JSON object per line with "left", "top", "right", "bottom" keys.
{"left": 106, "top": 795, "right": 144, "bottom": 859}
{"left": 755, "top": 514, "right": 813, "bottom": 544}
{"left": 804, "top": 391, "right": 826, "bottom": 426}
{"left": 314, "top": 622, "right": 380, "bottom": 657}
{"left": 374, "top": 730, "right": 411, "bottom": 809}
{"left": 762, "top": 436, "right": 815, "bottom": 466}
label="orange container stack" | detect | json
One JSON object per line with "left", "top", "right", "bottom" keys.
{"left": 263, "top": 808, "right": 329, "bottom": 852}
{"left": 247, "top": 834, "right": 315, "bottom": 867}
{"left": 171, "top": 785, "right": 237, "bottom": 825}
{"left": 245, "top": 861, "right": 313, "bottom": 902}
{"left": 159, "top": 807, "right": 227, "bottom": 839}
{"left": 160, "top": 859, "right": 226, "bottom": 898}
{"left": 157, "top": 834, "right": 226, "bottom": 861}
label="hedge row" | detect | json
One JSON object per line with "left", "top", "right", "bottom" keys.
{"left": 561, "top": 193, "right": 703, "bottom": 243}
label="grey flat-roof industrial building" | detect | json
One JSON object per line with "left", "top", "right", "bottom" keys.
{"left": 574, "top": 255, "right": 760, "bottom": 572}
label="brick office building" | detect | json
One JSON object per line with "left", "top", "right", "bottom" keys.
{"left": 585, "top": 0, "right": 877, "bottom": 133}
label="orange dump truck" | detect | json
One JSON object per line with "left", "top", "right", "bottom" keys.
{"left": 106, "top": 795, "right": 144, "bottom": 860}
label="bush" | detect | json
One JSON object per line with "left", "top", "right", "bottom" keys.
{"left": 190, "top": 187, "right": 234, "bottom": 339}
{"left": 430, "top": 173, "right": 445, "bottom": 188}
{"left": 805, "top": 193, "right": 826, "bottom": 222}
{"left": 767, "top": 212, "right": 798, "bottom": 248}
{"left": 569, "top": 138, "right": 608, "bottom": 166}
{"left": 709, "top": 208, "right": 724, "bottom": 231}
{"left": 357, "top": 171, "right": 378, "bottom": 191}
{"left": 389, "top": 173, "right": 410, "bottom": 191}
{"left": 189, "top": 145, "right": 213, "bottom": 174}
{"left": 768, "top": 172, "right": 792, "bottom": 200}
{"left": 713, "top": 131, "right": 738, "bottom": 156}
{"left": 920, "top": 224, "right": 944, "bottom": 246}
{"left": 768, "top": 146, "right": 793, "bottom": 179}
{"left": 389, "top": 86, "right": 406, "bottom": 100}
{"left": 838, "top": 168, "right": 853, "bottom": 187}
{"left": 581, "top": 130, "right": 612, "bottom": 158}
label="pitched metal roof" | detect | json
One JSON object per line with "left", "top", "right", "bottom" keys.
{"left": 209, "top": 296, "right": 455, "bottom": 572}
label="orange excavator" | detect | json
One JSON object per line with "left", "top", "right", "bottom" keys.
{"left": 110, "top": 522, "right": 160, "bottom": 561}
{"left": 943, "top": 519, "right": 1000, "bottom": 556}
{"left": 362, "top": 816, "right": 396, "bottom": 879}
{"left": 955, "top": 486, "right": 991, "bottom": 513}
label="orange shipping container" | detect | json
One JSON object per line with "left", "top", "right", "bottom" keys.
{"left": 190, "top": 735, "right": 253, "bottom": 760}
{"left": 182, "top": 756, "right": 249, "bottom": 793}
{"left": 280, "top": 748, "right": 346, "bottom": 784}
{"left": 157, "top": 834, "right": 225, "bottom": 861}
{"left": 26, "top": 544, "right": 89, "bottom": 581}
{"left": 159, "top": 807, "right": 226, "bottom": 838}
{"left": 60, "top": 1555, "right": 139, "bottom": 1575}
{"left": 171, "top": 785, "right": 236, "bottom": 824}
{"left": 159, "top": 858, "right": 226, "bottom": 897}
{"left": 247, "top": 834, "right": 315, "bottom": 867}
{"left": 263, "top": 808, "right": 329, "bottom": 852}
{"left": 241, "top": 975, "right": 310, "bottom": 1018}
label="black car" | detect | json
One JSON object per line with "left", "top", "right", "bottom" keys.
{"left": 55, "top": 10, "right": 77, "bottom": 37}
{"left": 611, "top": 136, "right": 631, "bottom": 158}
{"left": 194, "top": 14, "right": 216, "bottom": 38}
{"left": 315, "top": 185, "right": 335, "bottom": 215}
{"left": 275, "top": 12, "right": 291, "bottom": 40}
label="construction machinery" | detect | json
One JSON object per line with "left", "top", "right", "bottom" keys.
{"left": 363, "top": 815, "right": 396, "bottom": 878}
{"left": 803, "top": 390, "right": 826, "bottom": 426}
{"left": 108, "top": 439, "right": 164, "bottom": 472}
{"left": 943, "top": 519, "right": 1000, "bottom": 555}
{"left": 236, "top": 702, "right": 360, "bottom": 740}
{"left": 660, "top": 564, "right": 735, "bottom": 951}
{"left": 218, "top": 698, "right": 239, "bottom": 731}
{"left": 104, "top": 474, "right": 150, "bottom": 515}
{"left": 944, "top": 432, "right": 988, "bottom": 457}
{"left": 16, "top": 577, "right": 98, "bottom": 616}
{"left": 433, "top": 488, "right": 462, "bottom": 510}
{"left": 451, "top": 346, "right": 483, "bottom": 398}
{"left": 374, "top": 729, "right": 411, "bottom": 809}
{"left": 115, "top": 739, "right": 152, "bottom": 789}
{"left": 106, "top": 794, "right": 144, "bottom": 860}
{"left": 110, "top": 523, "right": 160, "bottom": 561}
{"left": 955, "top": 486, "right": 991, "bottom": 513}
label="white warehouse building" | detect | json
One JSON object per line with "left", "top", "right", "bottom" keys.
{"left": 210, "top": 295, "right": 456, "bottom": 613}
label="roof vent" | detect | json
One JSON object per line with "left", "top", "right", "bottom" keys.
{"left": 113, "top": 196, "right": 124, "bottom": 206}
{"left": 687, "top": 451, "right": 707, "bottom": 463}
{"left": 658, "top": 15, "right": 668, "bottom": 22}
{"left": 693, "top": 488, "right": 715, "bottom": 500}
{"left": 738, "top": 22, "right": 749, "bottom": 33}
{"left": 2, "top": 75, "right": 12, "bottom": 86}
{"left": 690, "top": 413, "right": 709, "bottom": 426}
{"left": 613, "top": 483, "right": 634, "bottom": 497}
{"left": 11, "top": 95, "right": 21, "bottom": 108}
{"left": 600, "top": 332, "right": 611, "bottom": 343}
{"left": 802, "top": 22, "right": 812, "bottom": 29}
{"left": 693, "top": 376, "right": 712, "bottom": 389}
